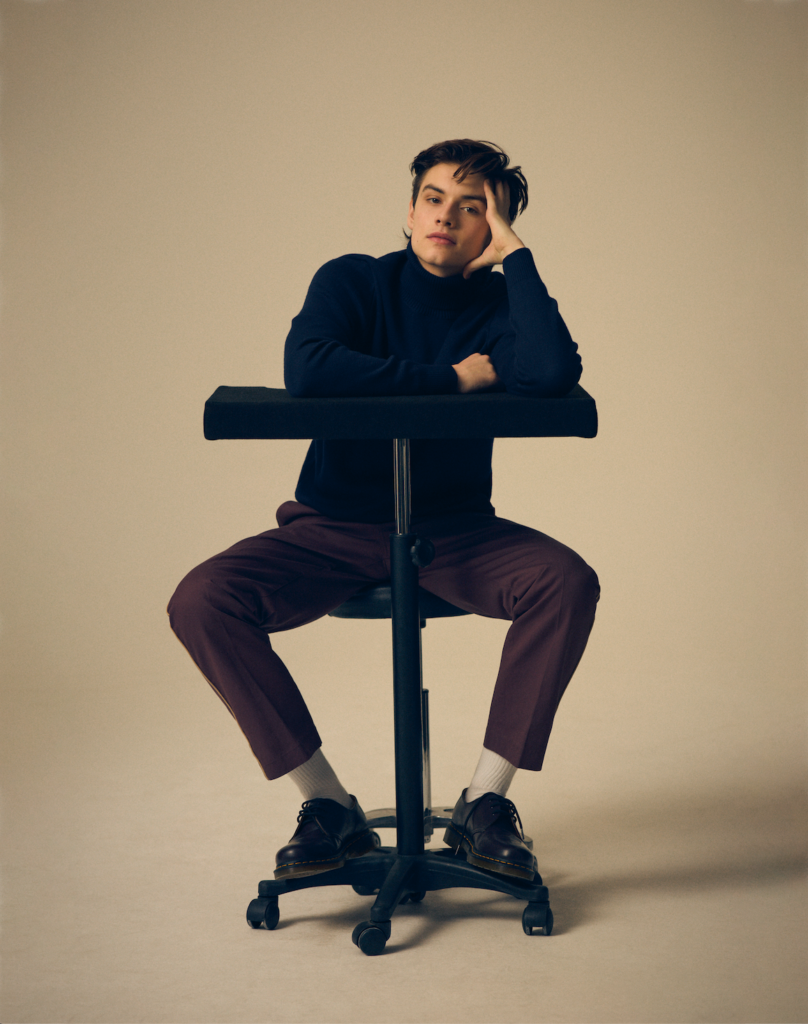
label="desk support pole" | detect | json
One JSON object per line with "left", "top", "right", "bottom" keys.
{"left": 393, "top": 438, "right": 411, "bottom": 534}
{"left": 390, "top": 532, "right": 424, "bottom": 856}
{"left": 390, "top": 438, "right": 424, "bottom": 856}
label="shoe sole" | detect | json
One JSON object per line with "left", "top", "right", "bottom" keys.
{"left": 274, "top": 829, "right": 380, "bottom": 880}
{"left": 443, "top": 824, "right": 535, "bottom": 881}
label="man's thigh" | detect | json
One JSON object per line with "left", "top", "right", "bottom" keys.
{"left": 184, "top": 501, "right": 390, "bottom": 632}
{"left": 416, "top": 512, "right": 594, "bottom": 621}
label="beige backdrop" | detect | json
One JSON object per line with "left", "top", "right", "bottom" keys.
{"left": 1, "top": 2, "right": 805, "bottom": 1023}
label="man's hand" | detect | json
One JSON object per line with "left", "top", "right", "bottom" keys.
{"left": 452, "top": 352, "right": 501, "bottom": 393}
{"left": 462, "top": 179, "right": 525, "bottom": 280}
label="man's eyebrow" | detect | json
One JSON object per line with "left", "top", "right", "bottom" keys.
{"left": 422, "top": 183, "right": 486, "bottom": 203}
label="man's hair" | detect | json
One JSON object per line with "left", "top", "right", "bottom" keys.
{"left": 408, "top": 139, "right": 529, "bottom": 224}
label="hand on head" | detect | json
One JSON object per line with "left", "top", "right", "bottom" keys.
{"left": 462, "top": 179, "right": 525, "bottom": 280}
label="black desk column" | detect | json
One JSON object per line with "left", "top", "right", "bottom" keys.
{"left": 390, "top": 438, "right": 425, "bottom": 856}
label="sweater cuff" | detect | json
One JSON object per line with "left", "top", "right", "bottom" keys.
{"left": 424, "top": 363, "right": 460, "bottom": 394}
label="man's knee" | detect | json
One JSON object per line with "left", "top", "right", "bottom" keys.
{"left": 564, "top": 557, "right": 600, "bottom": 617}
{"left": 572, "top": 554, "right": 599, "bottom": 592}
{"left": 516, "top": 548, "right": 598, "bottom": 623}
{"left": 546, "top": 546, "right": 599, "bottom": 612}
{"left": 167, "top": 566, "right": 227, "bottom": 640}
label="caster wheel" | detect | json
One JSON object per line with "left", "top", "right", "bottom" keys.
{"left": 352, "top": 883, "right": 378, "bottom": 897}
{"left": 522, "top": 903, "right": 553, "bottom": 936}
{"left": 351, "top": 920, "right": 390, "bottom": 956}
{"left": 407, "top": 891, "right": 426, "bottom": 903}
{"left": 246, "top": 897, "right": 279, "bottom": 930}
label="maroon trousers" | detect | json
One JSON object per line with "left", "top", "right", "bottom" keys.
{"left": 168, "top": 501, "right": 599, "bottom": 780}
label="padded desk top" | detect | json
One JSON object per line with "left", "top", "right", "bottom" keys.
{"left": 203, "top": 385, "right": 597, "bottom": 440}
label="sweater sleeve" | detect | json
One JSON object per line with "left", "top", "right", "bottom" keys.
{"left": 486, "top": 248, "right": 582, "bottom": 397}
{"left": 284, "top": 256, "right": 458, "bottom": 398}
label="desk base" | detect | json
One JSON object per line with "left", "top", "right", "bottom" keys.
{"left": 247, "top": 844, "right": 552, "bottom": 954}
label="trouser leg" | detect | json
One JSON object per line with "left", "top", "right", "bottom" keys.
{"left": 417, "top": 512, "right": 600, "bottom": 771}
{"left": 167, "top": 502, "right": 388, "bottom": 779}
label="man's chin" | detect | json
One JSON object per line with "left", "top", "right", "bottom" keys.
{"left": 414, "top": 247, "right": 463, "bottom": 277}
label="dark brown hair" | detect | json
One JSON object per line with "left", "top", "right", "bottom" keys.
{"left": 409, "top": 139, "right": 528, "bottom": 223}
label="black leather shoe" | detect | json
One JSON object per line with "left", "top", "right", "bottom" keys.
{"left": 444, "top": 790, "right": 535, "bottom": 881}
{"left": 274, "top": 797, "right": 379, "bottom": 880}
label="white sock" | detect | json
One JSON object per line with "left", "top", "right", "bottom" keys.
{"left": 286, "top": 748, "right": 353, "bottom": 808}
{"left": 465, "top": 746, "right": 517, "bottom": 803}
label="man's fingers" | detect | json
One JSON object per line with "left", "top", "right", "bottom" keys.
{"left": 483, "top": 179, "right": 497, "bottom": 217}
{"left": 453, "top": 352, "right": 500, "bottom": 393}
{"left": 485, "top": 179, "right": 510, "bottom": 222}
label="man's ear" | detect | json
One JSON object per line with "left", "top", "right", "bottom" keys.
{"left": 406, "top": 197, "right": 415, "bottom": 231}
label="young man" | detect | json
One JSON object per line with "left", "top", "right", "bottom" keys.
{"left": 169, "top": 140, "right": 599, "bottom": 884}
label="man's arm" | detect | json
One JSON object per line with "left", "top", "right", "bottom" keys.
{"left": 487, "top": 247, "right": 582, "bottom": 397}
{"left": 462, "top": 179, "right": 582, "bottom": 398}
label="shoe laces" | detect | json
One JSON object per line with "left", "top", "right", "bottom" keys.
{"left": 296, "top": 798, "right": 332, "bottom": 824}
{"left": 485, "top": 793, "right": 525, "bottom": 839}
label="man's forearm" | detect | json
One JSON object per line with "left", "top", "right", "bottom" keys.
{"left": 495, "top": 248, "right": 582, "bottom": 396}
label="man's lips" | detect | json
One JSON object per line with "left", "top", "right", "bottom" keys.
{"left": 428, "top": 233, "right": 455, "bottom": 245}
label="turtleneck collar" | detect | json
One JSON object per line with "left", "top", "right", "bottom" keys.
{"left": 401, "top": 240, "right": 492, "bottom": 312}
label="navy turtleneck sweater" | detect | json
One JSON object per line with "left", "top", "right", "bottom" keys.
{"left": 284, "top": 242, "right": 581, "bottom": 522}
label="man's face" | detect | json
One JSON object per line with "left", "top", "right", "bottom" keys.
{"left": 407, "top": 162, "right": 492, "bottom": 278}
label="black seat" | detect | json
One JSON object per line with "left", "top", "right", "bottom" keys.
{"left": 328, "top": 582, "right": 471, "bottom": 624}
